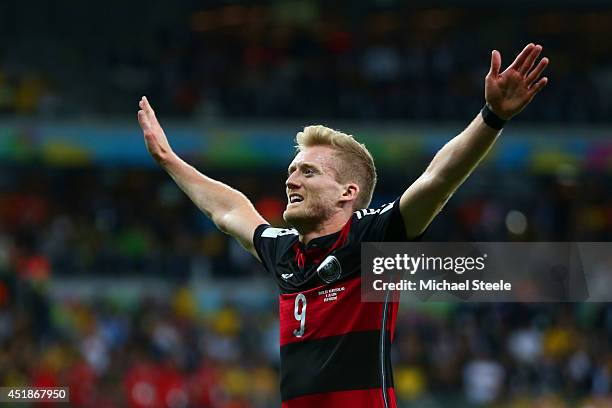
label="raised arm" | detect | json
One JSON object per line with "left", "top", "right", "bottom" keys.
{"left": 137, "top": 96, "right": 267, "bottom": 259}
{"left": 400, "top": 43, "right": 549, "bottom": 238}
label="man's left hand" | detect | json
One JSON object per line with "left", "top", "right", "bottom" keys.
{"left": 485, "top": 43, "right": 549, "bottom": 120}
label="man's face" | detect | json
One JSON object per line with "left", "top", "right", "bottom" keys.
{"left": 283, "top": 145, "right": 347, "bottom": 230}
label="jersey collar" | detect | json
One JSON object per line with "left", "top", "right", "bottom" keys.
{"left": 293, "top": 218, "right": 353, "bottom": 268}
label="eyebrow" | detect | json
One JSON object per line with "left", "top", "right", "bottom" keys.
{"left": 287, "top": 162, "right": 319, "bottom": 174}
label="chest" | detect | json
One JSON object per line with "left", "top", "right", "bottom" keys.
{"left": 278, "top": 276, "right": 384, "bottom": 347}
{"left": 275, "top": 240, "right": 362, "bottom": 291}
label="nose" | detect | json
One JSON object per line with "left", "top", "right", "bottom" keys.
{"left": 286, "top": 171, "right": 300, "bottom": 190}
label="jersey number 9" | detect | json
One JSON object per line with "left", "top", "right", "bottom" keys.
{"left": 293, "top": 293, "right": 307, "bottom": 337}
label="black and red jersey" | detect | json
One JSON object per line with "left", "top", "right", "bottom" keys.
{"left": 253, "top": 198, "right": 408, "bottom": 408}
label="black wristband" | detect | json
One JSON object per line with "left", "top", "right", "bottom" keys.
{"left": 481, "top": 104, "right": 507, "bottom": 130}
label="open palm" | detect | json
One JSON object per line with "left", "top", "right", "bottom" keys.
{"left": 485, "top": 43, "right": 549, "bottom": 120}
{"left": 138, "top": 96, "right": 174, "bottom": 164}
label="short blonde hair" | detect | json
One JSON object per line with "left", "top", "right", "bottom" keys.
{"left": 295, "top": 125, "right": 377, "bottom": 210}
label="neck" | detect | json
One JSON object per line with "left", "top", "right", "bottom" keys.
{"left": 298, "top": 210, "right": 352, "bottom": 245}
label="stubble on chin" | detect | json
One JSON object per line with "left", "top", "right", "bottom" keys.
{"left": 283, "top": 200, "right": 334, "bottom": 231}
{"left": 283, "top": 207, "right": 307, "bottom": 230}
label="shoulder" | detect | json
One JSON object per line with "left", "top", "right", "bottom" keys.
{"left": 353, "top": 201, "right": 396, "bottom": 221}
{"left": 252, "top": 224, "right": 299, "bottom": 269}
{"left": 253, "top": 224, "right": 298, "bottom": 254}
{"left": 255, "top": 225, "right": 299, "bottom": 239}
{"left": 350, "top": 198, "right": 407, "bottom": 242}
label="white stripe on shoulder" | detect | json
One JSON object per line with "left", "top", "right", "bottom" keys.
{"left": 261, "top": 227, "right": 299, "bottom": 238}
{"left": 354, "top": 201, "right": 395, "bottom": 219}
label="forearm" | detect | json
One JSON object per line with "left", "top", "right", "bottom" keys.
{"left": 399, "top": 111, "right": 501, "bottom": 238}
{"left": 399, "top": 44, "right": 548, "bottom": 238}
{"left": 161, "top": 153, "right": 254, "bottom": 231}
{"left": 138, "top": 96, "right": 265, "bottom": 258}
{"left": 424, "top": 111, "right": 500, "bottom": 193}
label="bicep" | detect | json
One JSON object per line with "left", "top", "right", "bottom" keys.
{"left": 399, "top": 172, "right": 450, "bottom": 239}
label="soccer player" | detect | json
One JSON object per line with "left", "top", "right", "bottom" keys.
{"left": 138, "top": 43, "right": 548, "bottom": 408}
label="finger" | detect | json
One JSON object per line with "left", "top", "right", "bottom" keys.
{"left": 519, "top": 44, "right": 542, "bottom": 76}
{"left": 139, "top": 98, "right": 151, "bottom": 117}
{"left": 489, "top": 50, "right": 501, "bottom": 77}
{"left": 509, "top": 43, "right": 534, "bottom": 71}
{"left": 145, "top": 96, "right": 153, "bottom": 113}
{"left": 526, "top": 57, "right": 549, "bottom": 85}
{"left": 528, "top": 76, "right": 548, "bottom": 98}
{"left": 137, "top": 110, "right": 150, "bottom": 131}
{"left": 141, "top": 96, "right": 155, "bottom": 115}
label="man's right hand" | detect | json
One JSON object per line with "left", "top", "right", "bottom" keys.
{"left": 137, "top": 95, "right": 267, "bottom": 259}
{"left": 138, "top": 96, "right": 174, "bottom": 165}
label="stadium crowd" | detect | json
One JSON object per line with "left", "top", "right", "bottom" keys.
{"left": 2, "top": 165, "right": 611, "bottom": 279}
{"left": 0, "top": 164, "right": 611, "bottom": 406}
{"left": 1, "top": 1, "right": 611, "bottom": 406}
{"left": 0, "top": 270, "right": 610, "bottom": 407}
{"left": 0, "top": 2, "right": 611, "bottom": 122}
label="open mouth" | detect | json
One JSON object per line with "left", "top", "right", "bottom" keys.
{"left": 288, "top": 193, "right": 304, "bottom": 204}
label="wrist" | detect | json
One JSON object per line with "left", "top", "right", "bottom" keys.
{"left": 481, "top": 103, "right": 508, "bottom": 130}
{"left": 157, "top": 149, "right": 179, "bottom": 168}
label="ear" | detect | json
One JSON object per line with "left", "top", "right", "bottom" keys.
{"left": 339, "top": 183, "right": 360, "bottom": 204}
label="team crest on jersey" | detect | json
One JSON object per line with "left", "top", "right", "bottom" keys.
{"left": 317, "top": 255, "right": 342, "bottom": 283}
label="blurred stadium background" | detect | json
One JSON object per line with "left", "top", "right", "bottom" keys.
{"left": 1, "top": 1, "right": 611, "bottom": 407}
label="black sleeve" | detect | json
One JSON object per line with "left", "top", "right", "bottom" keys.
{"left": 253, "top": 224, "right": 299, "bottom": 273}
{"left": 356, "top": 197, "right": 413, "bottom": 242}
{"left": 253, "top": 224, "right": 275, "bottom": 273}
